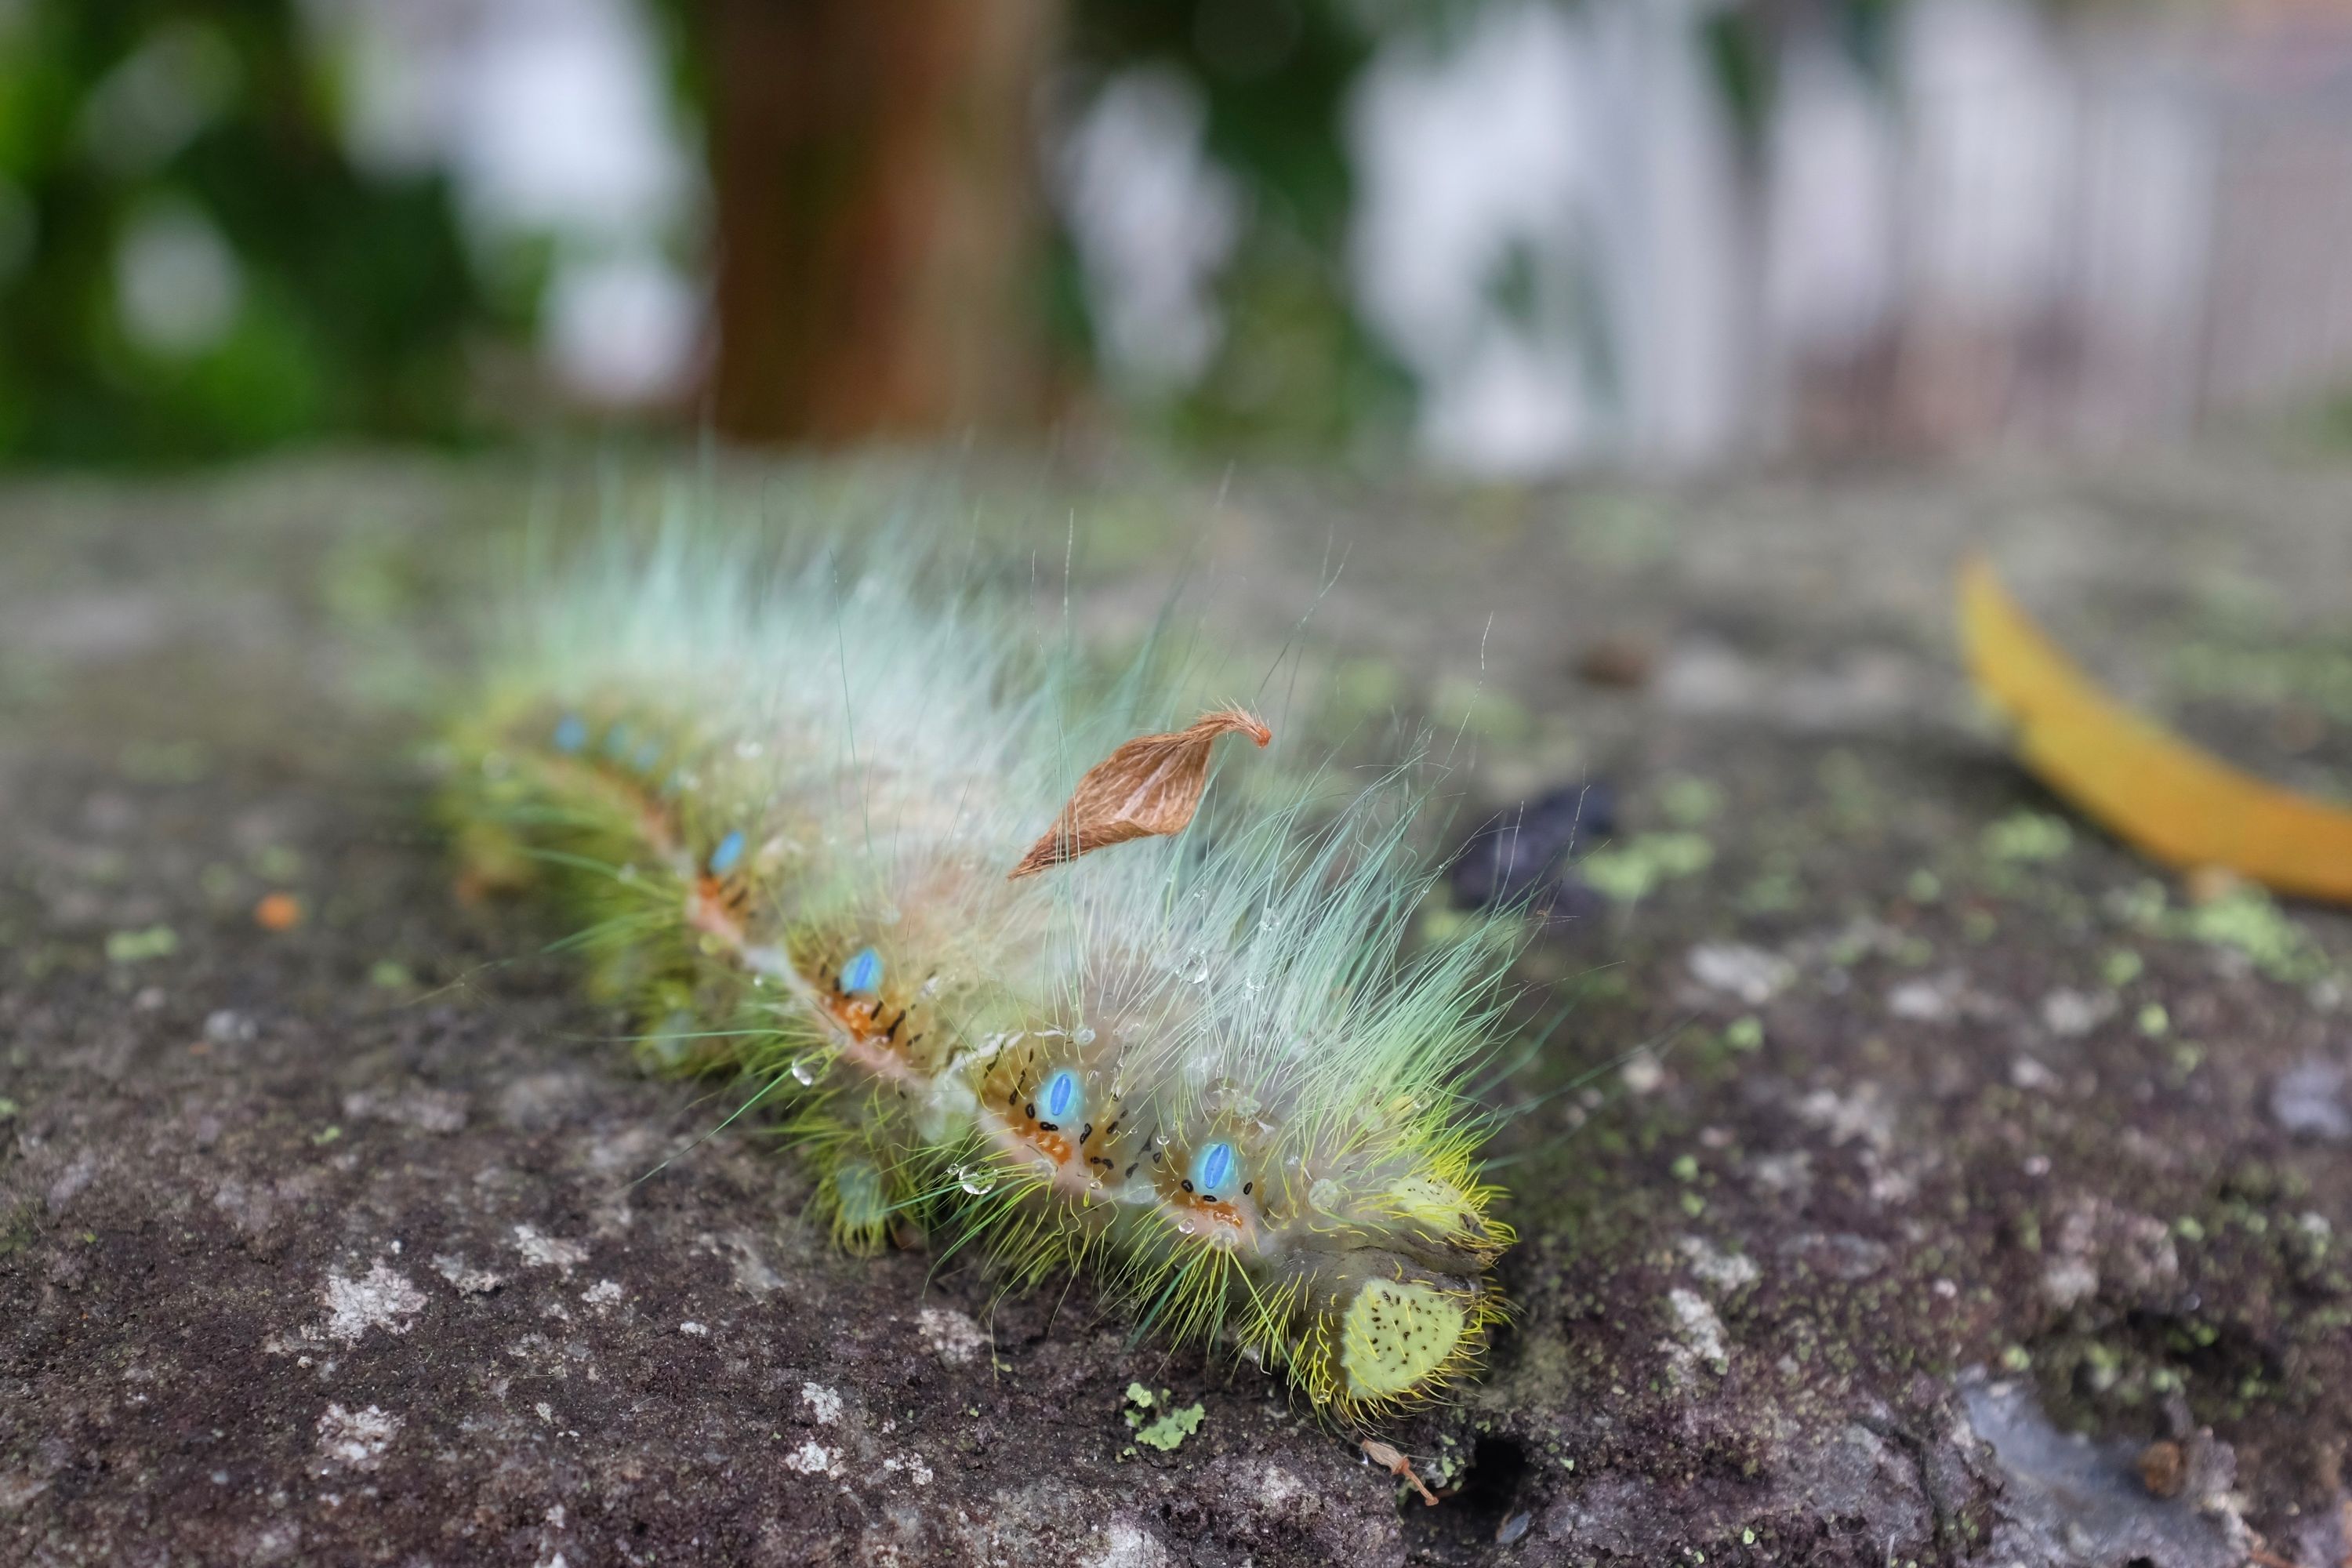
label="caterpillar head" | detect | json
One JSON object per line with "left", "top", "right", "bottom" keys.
{"left": 1276, "top": 1254, "right": 1504, "bottom": 1417}
{"left": 1339, "top": 1276, "right": 1480, "bottom": 1402}
{"left": 1276, "top": 1169, "right": 1510, "bottom": 1416}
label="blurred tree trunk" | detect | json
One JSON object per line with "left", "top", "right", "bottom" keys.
{"left": 700, "top": 0, "right": 1058, "bottom": 444}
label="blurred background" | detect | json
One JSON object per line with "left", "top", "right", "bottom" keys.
{"left": 9, "top": 0, "right": 2352, "bottom": 473}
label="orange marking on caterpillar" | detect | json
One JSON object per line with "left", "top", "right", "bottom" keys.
{"left": 688, "top": 880, "right": 745, "bottom": 943}
{"left": 824, "top": 993, "right": 891, "bottom": 1043}
{"left": 1177, "top": 1196, "right": 1250, "bottom": 1235}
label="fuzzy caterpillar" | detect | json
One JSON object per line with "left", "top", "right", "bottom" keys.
{"left": 444, "top": 519, "right": 1513, "bottom": 1417}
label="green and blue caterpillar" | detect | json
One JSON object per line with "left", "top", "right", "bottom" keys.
{"left": 444, "top": 515, "right": 1512, "bottom": 1417}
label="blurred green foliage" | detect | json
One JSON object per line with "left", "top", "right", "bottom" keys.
{"left": 0, "top": 0, "right": 521, "bottom": 465}
{"left": 0, "top": 0, "right": 1918, "bottom": 467}
{"left": 1057, "top": 0, "right": 1415, "bottom": 453}
{"left": 1704, "top": 0, "right": 1903, "bottom": 155}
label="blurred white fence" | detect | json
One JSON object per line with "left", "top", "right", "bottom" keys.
{"left": 1334, "top": 0, "right": 2352, "bottom": 473}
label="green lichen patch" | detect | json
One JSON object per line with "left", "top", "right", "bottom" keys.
{"left": 0, "top": 1200, "right": 37, "bottom": 1258}
{"left": 1122, "top": 1385, "right": 1204, "bottom": 1452}
{"left": 1580, "top": 832, "right": 1714, "bottom": 902}
{"left": 2170, "top": 886, "right": 2330, "bottom": 984}
{"left": 1660, "top": 775, "right": 1724, "bottom": 826}
{"left": 1983, "top": 811, "right": 2074, "bottom": 863}
{"left": 103, "top": 925, "right": 177, "bottom": 964}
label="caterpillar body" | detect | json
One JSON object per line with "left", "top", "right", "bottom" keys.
{"left": 445, "top": 523, "right": 1512, "bottom": 1417}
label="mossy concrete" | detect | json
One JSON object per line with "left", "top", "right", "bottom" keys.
{"left": 4, "top": 451, "right": 2350, "bottom": 1566}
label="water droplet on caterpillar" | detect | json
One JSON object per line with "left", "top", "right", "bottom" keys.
{"left": 1073, "top": 1025, "right": 1096, "bottom": 1046}
{"left": 1308, "top": 1177, "right": 1345, "bottom": 1210}
{"left": 789, "top": 1058, "right": 818, "bottom": 1086}
{"left": 952, "top": 1163, "right": 995, "bottom": 1196}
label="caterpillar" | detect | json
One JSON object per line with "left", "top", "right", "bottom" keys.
{"left": 442, "top": 514, "right": 1514, "bottom": 1419}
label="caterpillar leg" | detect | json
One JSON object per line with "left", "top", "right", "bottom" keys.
{"left": 453, "top": 818, "right": 535, "bottom": 902}
{"left": 824, "top": 1156, "right": 897, "bottom": 1256}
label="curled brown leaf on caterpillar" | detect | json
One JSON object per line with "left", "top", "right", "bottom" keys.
{"left": 1008, "top": 708, "right": 1272, "bottom": 880}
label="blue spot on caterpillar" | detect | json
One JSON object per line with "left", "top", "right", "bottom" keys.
{"left": 708, "top": 829, "right": 746, "bottom": 877}
{"left": 553, "top": 713, "right": 588, "bottom": 753}
{"left": 1190, "top": 1141, "right": 1237, "bottom": 1200}
{"left": 1040, "top": 1068, "right": 1082, "bottom": 1124}
{"left": 840, "top": 946, "right": 883, "bottom": 996}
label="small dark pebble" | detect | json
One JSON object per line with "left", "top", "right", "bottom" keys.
{"left": 1574, "top": 634, "right": 1657, "bottom": 689}
{"left": 2136, "top": 1439, "right": 2185, "bottom": 1499}
{"left": 1496, "top": 1511, "right": 1533, "bottom": 1545}
{"left": 1449, "top": 780, "right": 1615, "bottom": 914}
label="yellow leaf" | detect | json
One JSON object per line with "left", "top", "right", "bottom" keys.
{"left": 1958, "top": 557, "right": 2352, "bottom": 902}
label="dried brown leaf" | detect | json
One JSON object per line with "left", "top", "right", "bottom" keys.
{"left": 1361, "top": 1438, "right": 1439, "bottom": 1506}
{"left": 1007, "top": 709, "right": 1271, "bottom": 880}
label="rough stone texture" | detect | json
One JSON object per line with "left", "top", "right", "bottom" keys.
{"left": 4, "top": 452, "right": 2351, "bottom": 1566}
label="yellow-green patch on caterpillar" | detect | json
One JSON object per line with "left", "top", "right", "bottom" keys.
{"left": 443, "top": 516, "right": 1515, "bottom": 1419}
